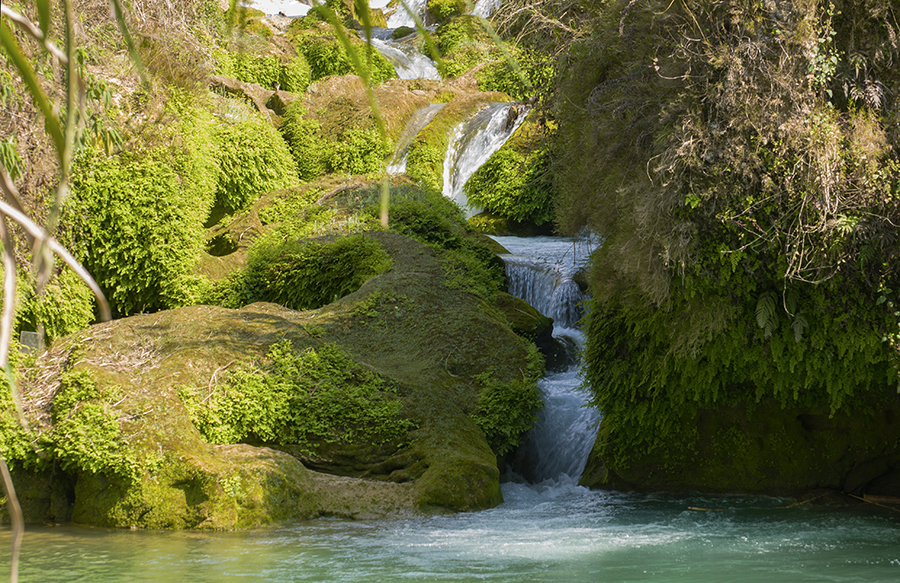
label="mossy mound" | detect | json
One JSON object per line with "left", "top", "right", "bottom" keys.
{"left": 6, "top": 231, "right": 540, "bottom": 527}
{"left": 581, "top": 397, "right": 900, "bottom": 498}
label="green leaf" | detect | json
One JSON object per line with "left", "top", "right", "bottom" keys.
{"left": 755, "top": 292, "right": 777, "bottom": 338}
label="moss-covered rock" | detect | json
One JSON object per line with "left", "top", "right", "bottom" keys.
{"left": 6, "top": 230, "right": 541, "bottom": 527}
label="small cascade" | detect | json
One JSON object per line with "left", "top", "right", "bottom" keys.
{"left": 388, "top": 102, "right": 446, "bottom": 174}
{"left": 472, "top": 0, "right": 502, "bottom": 17}
{"left": 493, "top": 235, "right": 594, "bottom": 328}
{"left": 386, "top": 0, "right": 428, "bottom": 28}
{"left": 442, "top": 103, "right": 527, "bottom": 217}
{"left": 365, "top": 33, "right": 440, "bottom": 80}
{"left": 492, "top": 235, "right": 600, "bottom": 484}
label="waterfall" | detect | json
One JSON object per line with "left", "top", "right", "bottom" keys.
{"left": 442, "top": 103, "right": 527, "bottom": 217}
{"left": 386, "top": 0, "right": 428, "bottom": 28}
{"left": 492, "top": 235, "right": 600, "bottom": 484}
{"left": 388, "top": 102, "right": 446, "bottom": 174}
{"left": 366, "top": 36, "right": 440, "bottom": 80}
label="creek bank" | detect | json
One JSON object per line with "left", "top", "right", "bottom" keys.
{"left": 7, "top": 230, "right": 544, "bottom": 528}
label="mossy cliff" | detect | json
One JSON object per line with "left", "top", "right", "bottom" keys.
{"left": 3, "top": 229, "right": 542, "bottom": 528}
{"left": 539, "top": 0, "right": 900, "bottom": 497}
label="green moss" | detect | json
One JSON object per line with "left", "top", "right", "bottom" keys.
{"left": 180, "top": 340, "right": 414, "bottom": 455}
{"left": 212, "top": 233, "right": 392, "bottom": 310}
{"left": 471, "top": 344, "right": 543, "bottom": 456}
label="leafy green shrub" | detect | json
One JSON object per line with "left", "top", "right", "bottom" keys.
{"left": 434, "top": 17, "right": 493, "bottom": 78}
{"left": 476, "top": 48, "right": 553, "bottom": 100}
{"left": 280, "top": 54, "right": 312, "bottom": 92}
{"left": 427, "top": 0, "right": 467, "bottom": 23}
{"left": 466, "top": 147, "right": 555, "bottom": 225}
{"left": 27, "top": 269, "right": 96, "bottom": 344}
{"left": 215, "top": 50, "right": 311, "bottom": 93}
{"left": 213, "top": 109, "right": 299, "bottom": 213}
{"left": 180, "top": 340, "right": 414, "bottom": 453}
{"left": 471, "top": 344, "right": 543, "bottom": 456}
{"left": 67, "top": 148, "right": 209, "bottom": 315}
{"left": 215, "top": 234, "right": 392, "bottom": 310}
{"left": 50, "top": 370, "right": 150, "bottom": 482}
{"left": 280, "top": 101, "right": 392, "bottom": 180}
{"left": 280, "top": 101, "right": 327, "bottom": 181}
{"left": 325, "top": 128, "right": 392, "bottom": 175}
{"left": 291, "top": 28, "right": 396, "bottom": 83}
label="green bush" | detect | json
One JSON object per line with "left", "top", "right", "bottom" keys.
{"left": 427, "top": 0, "right": 467, "bottom": 23}
{"left": 180, "top": 340, "right": 414, "bottom": 453}
{"left": 67, "top": 148, "right": 209, "bottom": 315}
{"left": 213, "top": 108, "right": 299, "bottom": 213}
{"left": 215, "top": 234, "right": 392, "bottom": 310}
{"left": 471, "top": 344, "right": 543, "bottom": 456}
{"left": 476, "top": 48, "right": 554, "bottom": 100}
{"left": 215, "top": 50, "right": 311, "bottom": 93}
{"left": 466, "top": 147, "right": 555, "bottom": 225}
{"left": 29, "top": 269, "right": 96, "bottom": 344}
{"left": 325, "top": 128, "right": 392, "bottom": 175}
{"left": 280, "top": 101, "right": 327, "bottom": 181}
{"left": 280, "top": 101, "right": 392, "bottom": 181}
{"left": 292, "top": 29, "right": 396, "bottom": 84}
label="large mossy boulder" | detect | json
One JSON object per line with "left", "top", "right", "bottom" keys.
{"left": 6, "top": 231, "right": 540, "bottom": 528}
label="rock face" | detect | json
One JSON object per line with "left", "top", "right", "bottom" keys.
{"left": 11, "top": 232, "right": 538, "bottom": 528}
{"left": 580, "top": 398, "right": 900, "bottom": 498}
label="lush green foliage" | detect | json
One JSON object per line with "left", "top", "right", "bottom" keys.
{"left": 368, "top": 187, "right": 506, "bottom": 300}
{"left": 213, "top": 106, "right": 299, "bottom": 213}
{"left": 466, "top": 140, "right": 555, "bottom": 225}
{"left": 215, "top": 50, "right": 311, "bottom": 93}
{"left": 543, "top": 0, "right": 900, "bottom": 467}
{"left": 471, "top": 343, "right": 543, "bottom": 456}
{"left": 280, "top": 100, "right": 392, "bottom": 181}
{"left": 67, "top": 148, "right": 209, "bottom": 315}
{"left": 180, "top": 340, "right": 414, "bottom": 453}
{"left": 212, "top": 234, "right": 392, "bottom": 310}
{"left": 21, "top": 269, "right": 96, "bottom": 343}
{"left": 427, "top": 0, "right": 467, "bottom": 24}
{"left": 476, "top": 47, "right": 553, "bottom": 101}
{"left": 289, "top": 25, "right": 396, "bottom": 84}
{"left": 434, "top": 17, "right": 495, "bottom": 78}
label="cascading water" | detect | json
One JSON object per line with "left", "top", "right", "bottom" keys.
{"left": 442, "top": 103, "right": 527, "bottom": 217}
{"left": 386, "top": 0, "right": 428, "bottom": 28}
{"left": 491, "top": 235, "right": 600, "bottom": 484}
{"left": 388, "top": 102, "right": 446, "bottom": 174}
{"left": 364, "top": 30, "right": 441, "bottom": 80}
